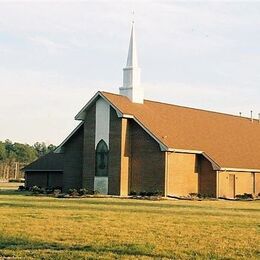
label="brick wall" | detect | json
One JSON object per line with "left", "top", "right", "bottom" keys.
{"left": 167, "top": 153, "right": 198, "bottom": 196}
{"left": 130, "top": 121, "right": 165, "bottom": 194}
{"left": 82, "top": 103, "right": 96, "bottom": 192}
{"left": 108, "top": 108, "right": 122, "bottom": 195}
{"left": 219, "top": 171, "right": 254, "bottom": 198}
{"left": 63, "top": 125, "right": 84, "bottom": 191}
{"left": 255, "top": 173, "right": 260, "bottom": 196}
{"left": 198, "top": 156, "right": 216, "bottom": 197}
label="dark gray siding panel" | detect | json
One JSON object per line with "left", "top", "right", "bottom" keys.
{"left": 25, "top": 171, "right": 62, "bottom": 188}
{"left": 63, "top": 126, "right": 84, "bottom": 191}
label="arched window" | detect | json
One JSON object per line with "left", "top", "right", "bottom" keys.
{"left": 95, "top": 140, "right": 109, "bottom": 177}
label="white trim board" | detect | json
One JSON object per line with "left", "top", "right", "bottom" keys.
{"left": 95, "top": 98, "right": 110, "bottom": 148}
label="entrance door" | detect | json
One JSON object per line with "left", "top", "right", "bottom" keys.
{"left": 229, "top": 174, "right": 235, "bottom": 198}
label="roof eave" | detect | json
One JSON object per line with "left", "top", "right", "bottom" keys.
{"left": 220, "top": 167, "right": 260, "bottom": 173}
{"left": 24, "top": 169, "right": 63, "bottom": 172}
{"left": 122, "top": 114, "right": 169, "bottom": 152}
{"left": 167, "top": 148, "right": 221, "bottom": 171}
{"left": 167, "top": 149, "right": 260, "bottom": 172}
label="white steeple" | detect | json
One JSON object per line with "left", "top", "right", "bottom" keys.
{"left": 119, "top": 22, "right": 144, "bottom": 104}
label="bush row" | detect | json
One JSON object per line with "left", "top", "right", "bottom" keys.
{"left": 188, "top": 193, "right": 215, "bottom": 199}
{"left": 235, "top": 193, "right": 254, "bottom": 200}
{"left": 18, "top": 186, "right": 163, "bottom": 197}
{"left": 18, "top": 186, "right": 259, "bottom": 200}
{"left": 129, "top": 190, "right": 163, "bottom": 197}
{"left": 18, "top": 186, "right": 100, "bottom": 196}
{"left": 67, "top": 188, "right": 100, "bottom": 196}
{"left": 18, "top": 185, "right": 62, "bottom": 195}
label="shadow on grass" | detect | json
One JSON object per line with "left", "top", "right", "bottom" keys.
{"left": 0, "top": 235, "right": 160, "bottom": 258}
{"left": 0, "top": 193, "right": 211, "bottom": 209}
{"left": 1, "top": 192, "right": 259, "bottom": 217}
{"left": 1, "top": 201, "right": 258, "bottom": 219}
{"left": 0, "top": 189, "right": 30, "bottom": 196}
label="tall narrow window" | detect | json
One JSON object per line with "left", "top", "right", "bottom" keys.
{"left": 95, "top": 140, "right": 109, "bottom": 177}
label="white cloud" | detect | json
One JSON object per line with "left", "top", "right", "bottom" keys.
{"left": 28, "top": 36, "right": 68, "bottom": 53}
{"left": 0, "top": 68, "right": 107, "bottom": 144}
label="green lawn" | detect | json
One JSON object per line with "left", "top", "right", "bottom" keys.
{"left": 0, "top": 182, "right": 23, "bottom": 190}
{"left": 0, "top": 187, "right": 259, "bottom": 259}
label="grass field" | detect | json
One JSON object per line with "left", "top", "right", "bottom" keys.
{"left": 0, "top": 182, "right": 22, "bottom": 190}
{"left": 0, "top": 185, "right": 259, "bottom": 259}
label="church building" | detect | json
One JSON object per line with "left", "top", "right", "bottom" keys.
{"left": 24, "top": 24, "right": 260, "bottom": 198}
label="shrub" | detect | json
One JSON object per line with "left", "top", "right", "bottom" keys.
{"left": 68, "top": 188, "right": 79, "bottom": 196}
{"left": 78, "top": 188, "right": 88, "bottom": 196}
{"left": 189, "top": 193, "right": 199, "bottom": 198}
{"left": 152, "top": 190, "right": 163, "bottom": 196}
{"left": 198, "top": 193, "right": 214, "bottom": 199}
{"left": 45, "top": 187, "right": 54, "bottom": 194}
{"left": 139, "top": 191, "right": 147, "bottom": 197}
{"left": 235, "top": 193, "right": 253, "bottom": 200}
{"left": 54, "top": 186, "right": 62, "bottom": 191}
{"left": 139, "top": 191, "right": 163, "bottom": 197}
{"left": 129, "top": 191, "right": 137, "bottom": 196}
{"left": 18, "top": 185, "right": 26, "bottom": 191}
{"left": 31, "top": 186, "right": 45, "bottom": 194}
{"left": 53, "top": 189, "right": 62, "bottom": 196}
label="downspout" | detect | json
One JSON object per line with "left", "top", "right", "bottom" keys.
{"left": 216, "top": 170, "right": 219, "bottom": 198}
{"left": 164, "top": 152, "right": 168, "bottom": 197}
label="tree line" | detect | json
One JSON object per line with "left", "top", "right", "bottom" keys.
{"left": 0, "top": 140, "right": 56, "bottom": 164}
{"left": 0, "top": 140, "right": 56, "bottom": 181}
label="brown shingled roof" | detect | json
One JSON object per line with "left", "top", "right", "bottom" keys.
{"left": 101, "top": 91, "right": 260, "bottom": 171}
{"left": 23, "top": 152, "right": 64, "bottom": 172}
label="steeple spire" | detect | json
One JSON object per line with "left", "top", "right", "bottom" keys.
{"left": 119, "top": 22, "right": 144, "bottom": 104}
{"left": 126, "top": 22, "right": 138, "bottom": 68}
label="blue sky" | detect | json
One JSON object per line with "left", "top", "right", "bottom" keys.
{"left": 0, "top": 0, "right": 260, "bottom": 145}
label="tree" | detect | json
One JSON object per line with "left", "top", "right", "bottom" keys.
{"left": 13, "top": 143, "right": 37, "bottom": 163}
{"left": 0, "top": 140, "right": 56, "bottom": 164}
{"left": 33, "top": 142, "right": 56, "bottom": 157}
{"left": 33, "top": 142, "right": 47, "bottom": 157}
{"left": 0, "top": 141, "right": 7, "bottom": 161}
{"left": 47, "top": 144, "right": 56, "bottom": 153}
{"left": 4, "top": 139, "right": 16, "bottom": 162}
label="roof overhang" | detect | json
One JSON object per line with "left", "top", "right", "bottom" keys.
{"left": 168, "top": 148, "right": 260, "bottom": 172}
{"left": 24, "top": 170, "right": 63, "bottom": 172}
{"left": 219, "top": 167, "right": 260, "bottom": 173}
{"left": 167, "top": 148, "right": 221, "bottom": 171}
{"left": 121, "top": 114, "right": 169, "bottom": 151}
